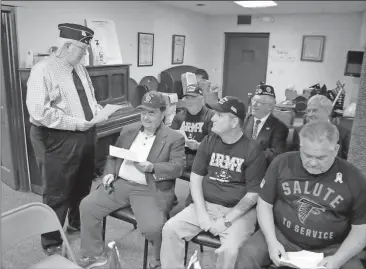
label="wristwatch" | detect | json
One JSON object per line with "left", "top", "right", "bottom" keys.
{"left": 148, "top": 165, "right": 155, "bottom": 174}
{"left": 223, "top": 217, "right": 232, "bottom": 228}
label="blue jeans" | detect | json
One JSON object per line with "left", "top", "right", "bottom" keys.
{"left": 235, "top": 228, "right": 363, "bottom": 269}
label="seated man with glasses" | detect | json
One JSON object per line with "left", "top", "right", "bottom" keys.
{"left": 292, "top": 94, "right": 350, "bottom": 159}
{"left": 78, "top": 91, "right": 185, "bottom": 269}
{"left": 243, "top": 84, "right": 289, "bottom": 164}
{"left": 235, "top": 121, "right": 366, "bottom": 269}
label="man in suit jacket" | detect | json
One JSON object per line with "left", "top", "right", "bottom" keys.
{"left": 292, "top": 94, "right": 350, "bottom": 159}
{"left": 78, "top": 91, "right": 185, "bottom": 269}
{"left": 243, "top": 84, "right": 289, "bottom": 164}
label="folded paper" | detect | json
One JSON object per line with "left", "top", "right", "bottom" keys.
{"left": 109, "top": 145, "right": 146, "bottom": 162}
{"left": 279, "top": 250, "right": 324, "bottom": 269}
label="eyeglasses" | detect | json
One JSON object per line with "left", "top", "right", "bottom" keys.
{"left": 251, "top": 98, "right": 272, "bottom": 105}
{"left": 71, "top": 42, "right": 88, "bottom": 51}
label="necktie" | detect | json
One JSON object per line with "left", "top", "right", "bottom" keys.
{"left": 252, "top": 119, "right": 261, "bottom": 139}
{"left": 72, "top": 69, "right": 93, "bottom": 121}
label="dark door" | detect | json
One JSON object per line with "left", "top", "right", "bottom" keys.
{"left": 1, "top": 5, "right": 30, "bottom": 191}
{"left": 223, "top": 33, "right": 270, "bottom": 106}
{"left": 1, "top": 37, "right": 18, "bottom": 190}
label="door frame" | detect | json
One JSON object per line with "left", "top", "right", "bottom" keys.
{"left": 222, "top": 32, "right": 270, "bottom": 98}
{"left": 1, "top": 4, "right": 31, "bottom": 191}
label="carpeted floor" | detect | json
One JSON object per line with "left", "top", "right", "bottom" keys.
{"left": 2, "top": 179, "right": 217, "bottom": 269}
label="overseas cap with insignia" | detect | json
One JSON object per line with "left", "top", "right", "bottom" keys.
{"left": 255, "top": 84, "right": 276, "bottom": 99}
{"left": 58, "top": 23, "right": 94, "bottom": 46}
{"left": 207, "top": 96, "right": 246, "bottom": 121}
{"left": 137, "top": 91, "right": 166, "bottom": 111}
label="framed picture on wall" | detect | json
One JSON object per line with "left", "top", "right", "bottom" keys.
{"left": 172, "top": 35, "right": 185, "bottom": 64}
{"left": 138, "top": 32, "right": 154, "bottom": 67}
{"left": 301, "top": 35, "right": 325, "bottom": 62}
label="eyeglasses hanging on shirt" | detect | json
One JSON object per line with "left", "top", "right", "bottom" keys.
{"left": 72, "top": 68, "right": 93, "bottom": 121}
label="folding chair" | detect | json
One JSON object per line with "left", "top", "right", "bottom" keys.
{"left": 2, "top": 202, "right": 81, "bottom": 269}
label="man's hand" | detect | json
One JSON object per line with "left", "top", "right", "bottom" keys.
{"left": 102, "top": 174, "right": 115, "bottom": 187}
{"left": 268, "top": 240, "right": 288, "bottom": 267}
{"left": 209, "top": 217, "right": 227, "bottom": 236}
{"left": 186, "top": 139, "right": 200, "bottom": 150}
{"left": 134, "top": 161, "right": 154, "bottom": 173}
{"left": 197, "top": 212, "right": 213, "bottom": 232}
{"left": 317, "top": 255, "right": 342, "bottom": 269}
{"left": 77, "top": 120, "right": 94, "bottom": 131}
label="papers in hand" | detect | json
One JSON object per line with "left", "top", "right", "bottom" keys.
{"left": 109, "top": 145, "right": 146, "bottom": 162}
{"left": 90, "top": 104, "right": 123, "bottom": 124}
{"left": 176, "top": 129, "right": 194, "bottom": 147}
{"left": 279, "top": 250, "right": 324, "bottom": 269}
{"left": 177, "top": 129, "right": 188, "bottom": 140}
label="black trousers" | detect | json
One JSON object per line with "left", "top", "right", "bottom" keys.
{"left": 30, "top": 124, "right": 96, "bottom": 249}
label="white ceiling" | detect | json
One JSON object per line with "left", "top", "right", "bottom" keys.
{"left": 157, "top": 1, "right": 366, "bottom": 15}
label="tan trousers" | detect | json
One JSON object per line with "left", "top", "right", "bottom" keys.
{"left": 161, "top": 202, "right": 257, "bottom": 269}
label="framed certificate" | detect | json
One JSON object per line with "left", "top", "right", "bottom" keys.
{"left": 301, "top": 35, "right": 325, "bottom": 62}
{"left": 138, "top": 32, "right": 154, "bottom": 67}
{"left": 172, "top": 35, "right": 185, "bottom": 64}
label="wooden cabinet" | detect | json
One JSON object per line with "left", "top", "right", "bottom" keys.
{"left": 19, "top": 64, "right": 140, "bottom": 194}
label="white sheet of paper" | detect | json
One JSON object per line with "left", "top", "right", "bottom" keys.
{"left": 90, "top": 104, "right": 123, "bottom": 124}
{"left": 109, "top": 145, "right": 146, "bottom": 162}
{"left": 279, "top": 250, "right": 324, "bottom": 269}
{"left": 177, "top": 129, "right": 188, "bottom": 140}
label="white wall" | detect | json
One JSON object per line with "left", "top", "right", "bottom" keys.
{"left": 360, "top": 10, "right": 366, "bottom": 49}
{"left": 6, "top": 1, "right": 365, "bottom": 104}
{"left": 203, "top": 12, "right": 364, "bottom": 103}
{"left": 9, "top": 1, "right": 209, "bottom": 83}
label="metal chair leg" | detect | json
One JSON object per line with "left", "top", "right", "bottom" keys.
{"left": 184, "top": 241, "right": 189, "bottom": 266}
{"left": 102, "top": 217, "right": 107, "bottom": 241}
{"left": 143, "top": 239, "right": 149, "bottom": 269}
{"left": 200, "top": 244, "right": 204, "bottom": 252}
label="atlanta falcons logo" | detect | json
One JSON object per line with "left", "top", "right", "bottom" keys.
{"left": 295, "top": 198, "right": 326, "bottom": 225}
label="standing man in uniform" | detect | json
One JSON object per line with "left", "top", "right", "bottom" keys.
{"left": 235, "top": 121, "right": 366, "bottom": 269}
{"left": 26, "top": 23, "right": 102, "bottom": 255}
{"left": 243, "top": 84, "right": 289, "bottom": 164}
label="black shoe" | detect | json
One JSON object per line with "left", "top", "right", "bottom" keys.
{"left": 43, "top": 245, "right": 62, "bottom": 256}
{"left": 66, "top": 224, "right": 80, "bottom": 234}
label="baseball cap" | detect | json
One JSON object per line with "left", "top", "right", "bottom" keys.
{"left": 183, "top": 85, "right": 203, "bottom": 97}
{"left": 137, "top": 91, "right": 166, "bottom": 111}
{"left": 207, "top": 96, "right": 246, "bottom": 121}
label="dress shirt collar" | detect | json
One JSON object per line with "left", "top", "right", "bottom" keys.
{"left": 52, "top": 54, "right": 74, "bottom": 74}
{"left": 254, "top": 112, "right": 271, "bottom": 124}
